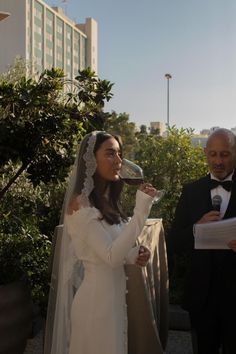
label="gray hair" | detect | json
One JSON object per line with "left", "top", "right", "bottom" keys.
{"left": 207, "top": 128, "right": 236, "bottom": 150}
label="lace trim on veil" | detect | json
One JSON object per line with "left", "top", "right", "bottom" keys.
{"left": 79, "top": 131, "right": 98, "bottom": 207}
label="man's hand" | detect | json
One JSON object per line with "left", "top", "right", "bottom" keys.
{"left": 135, "top": 245, "right": 150, "bottom": 267}
{"left": 196, "top": 210, "right": 221, "bottom": 224}
{"left": 228, "top": 240, "right": 236, "bottom": 252}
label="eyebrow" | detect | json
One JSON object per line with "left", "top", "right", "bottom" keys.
{"left": 105, "top": 147, "right": 121, "bottom": 152}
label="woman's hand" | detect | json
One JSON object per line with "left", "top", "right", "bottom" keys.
{"left": 139, "top": 183, "right": 157, "bottom": 198}
{"left": 135, "top": 245, "right": 150, "bottom": 267}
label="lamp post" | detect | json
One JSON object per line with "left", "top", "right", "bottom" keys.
{"left": 0, "top": 11, "right": 10, "bottom": 21}
{"left": 165, "top": 73, "right": 172, "bottom": 129}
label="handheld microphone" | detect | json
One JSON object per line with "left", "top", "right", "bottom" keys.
{"left": 212, "top": 195, "right": 222, "bottom": 211}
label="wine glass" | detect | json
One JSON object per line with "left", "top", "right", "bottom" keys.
{"left": 119, "top": 158, "right": 144, "bottom": 185}
{"left": 119, "top": 158, "right": 165, "bottom": 204}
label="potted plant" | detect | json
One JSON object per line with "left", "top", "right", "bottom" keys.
{"left": 0, "top": 166, "right": 52, "bottom": 354}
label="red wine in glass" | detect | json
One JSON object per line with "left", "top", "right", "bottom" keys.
{"left": 121, "top": 177, "right": 144, "bottom": 185}
{"left": 119, "top": 159, "right": 144, "bottom": 185}
{"left": 119, "top": 158, "right": 165, "bottom": 204}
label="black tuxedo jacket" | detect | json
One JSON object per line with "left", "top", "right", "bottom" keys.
{"left": 170, "top": 172, "right": 236, "bottom": 313}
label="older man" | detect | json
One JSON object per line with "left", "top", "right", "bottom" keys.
{"left": 170, "top": 128, "right": 236, "bottom": 354}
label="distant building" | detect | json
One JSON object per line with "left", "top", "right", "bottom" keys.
{"left": 200, "top": 129, "right": 210, "bottom": 136}
{"left": 209, "top": 126, "right": 221, "bottom": 133}
{"left": 231, "top": 127, "right": 236, "bottom": 136}
{"left": 0, "top": 0, "right": 97, "bottom": 78}
{"left": 150, "top": 121, "right": 165, "bottom": 136}
{"left": 191, "top": 136, "right": 207, "bottom": 148}
{"left": 192, "top": 127, "right": 236, "bottom": 147}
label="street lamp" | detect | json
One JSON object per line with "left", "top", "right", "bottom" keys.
{"left": 165, "top": 73, "right": 172, "bottom": 129}
{"left": 0, "top": 11, "right": 10, "bottom": 21}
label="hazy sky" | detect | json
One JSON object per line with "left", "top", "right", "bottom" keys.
{"left": 46, "top": 0, "right": 236, "bottom": 133}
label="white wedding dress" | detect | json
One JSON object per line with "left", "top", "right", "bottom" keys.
{"left": 65, "top": 190, "right": 153, "bottom": 354}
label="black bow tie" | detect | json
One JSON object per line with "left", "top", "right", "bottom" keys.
{"left": 210, "top": 179, "right": 232, "bottom": 191}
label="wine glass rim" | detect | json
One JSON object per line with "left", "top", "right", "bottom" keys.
{"left": 119, "top": 158, "right": 144, "bottom": 181}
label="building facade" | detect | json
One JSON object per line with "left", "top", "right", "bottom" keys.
{"left": 0, "top": 0, "right": 97, "bottom": 78}
{"left": 150, "top": 121, "right": 165, "bottom": 136}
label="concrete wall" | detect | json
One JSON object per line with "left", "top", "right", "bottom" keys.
{"left": 0, "top": 0, "right": 26, "bottom": 73}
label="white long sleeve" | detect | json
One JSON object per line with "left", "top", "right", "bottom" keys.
{"left": 66, "top": 190, "right": 153, "bottom": 267}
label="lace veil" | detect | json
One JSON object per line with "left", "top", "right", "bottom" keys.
{"left": 44, "top": 131, "right": 101, "bottom": 354}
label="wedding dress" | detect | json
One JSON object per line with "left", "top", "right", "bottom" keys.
{"left": 44, "top": 131, "right": 154, "bottom": 354}
{"left": 66, "top": 190, "right": 153, "bottom": 354}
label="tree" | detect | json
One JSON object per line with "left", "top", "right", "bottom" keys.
{"left": 0, "top": 66, "right": 114, "bottom": 312}
{"left": 133, "top": 126, "right": 207, "bottom": 229}
{"left": 139, "top": 125, "right": 148, "bottom": 134}
{"left": 132, "top": 126, "right": 208, "bottom": 303}
{"left": 0, "top": 67, "right": 113, "bottom": 199}
{"left": 0, "top": 56, "right": 31, "bottom": 83}
{"left": 118, "top": 126, "right": 208, "bottom": 304}
{"left": 103, "top": 111, "right": 137, "bottom": 156}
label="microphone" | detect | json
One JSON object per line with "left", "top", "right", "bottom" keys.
{"left": 212, "top": 195, "right": 222, "bottom": 211}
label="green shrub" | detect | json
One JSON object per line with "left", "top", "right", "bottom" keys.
{"left": 0, "top": 223, "right": 51, "bottom": 313}
{"left": 0, "top": 162, "right": 61, "bottom": 313}
{"left": 121, "top": 127, "right": 208, "bottom": 303}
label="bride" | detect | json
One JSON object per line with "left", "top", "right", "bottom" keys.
{"left": 44, "top": 130, "right": 157, "bottom": 354}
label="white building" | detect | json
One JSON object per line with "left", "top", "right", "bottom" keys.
{"left": 150, "top": 121, "right": 165, "bottom": 136}
{"left": 191, "top": 136, "right": 207, "bottom": 148}
{"left": 0, "top": 0, "right": 98, "bottom": 78}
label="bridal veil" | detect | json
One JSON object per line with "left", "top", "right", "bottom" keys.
{"left": 44, "top": 131, "right": 101, "bottom": 354}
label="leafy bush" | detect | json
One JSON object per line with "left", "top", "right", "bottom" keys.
{"left": 0, "top": 162, "right": 61, "bottom": 313}
{"left": 0, "top": 224, "right": 51, "bottom": 312}
{"left": 133, "top": 127, "right": 207, "bottom": 228}
{"left": 0, "top": 67, "right": 113, "bottom": 200}
{"left": 121, "top": 127, "right": 208, "bottom": 303}
{"left": 0, "top": 64, "right": 114, "bottom": 316}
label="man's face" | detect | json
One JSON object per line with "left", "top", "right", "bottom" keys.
{"left": 204, "top": 133, "right": 236, "bottom": 180}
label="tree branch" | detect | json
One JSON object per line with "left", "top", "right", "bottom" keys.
{"left": 0, "top": 162, "right": 30, "bottom": 201}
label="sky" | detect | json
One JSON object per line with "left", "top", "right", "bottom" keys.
{"left": 46, "top": 0, "right": 236, "bottom": 133}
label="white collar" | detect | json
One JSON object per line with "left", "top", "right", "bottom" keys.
{"left": 210, "top": 170, "right": 234, "bottom": 182}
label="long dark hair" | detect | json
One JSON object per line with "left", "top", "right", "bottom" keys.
{"left": 89, "top": 132, "right": 127, "bottom": 225}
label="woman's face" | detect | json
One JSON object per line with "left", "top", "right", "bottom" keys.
{"left": 95, "top": 137, "right": 122, "bottom": 182}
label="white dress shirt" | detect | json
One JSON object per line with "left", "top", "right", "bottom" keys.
{"left": 210, "top": 171, "right": 234, "bottom": 218}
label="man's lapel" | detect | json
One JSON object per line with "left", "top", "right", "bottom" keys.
{"left": 223, "top": 171, "right": 236, "bottom": 218}
{"left": 205, "top": 174, "right": 214, "bottom": 210}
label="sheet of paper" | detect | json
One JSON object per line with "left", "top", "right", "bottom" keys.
{"left": 194, "top": 217, "right": 236, "bottom": 249}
